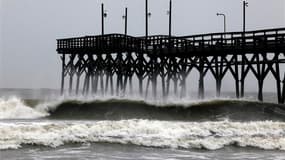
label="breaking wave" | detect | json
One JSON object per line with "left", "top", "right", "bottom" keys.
{"left": 0, "top": 96, "right": 285, "bottom": 121}
{"left": 47, "top": 98, "right": 285, "bottom": 121}
{"left": 1, "top": 96, "right": 285, "bottom": 151}
{"left": 0, "top": 97, "right": 48, "bottom": 119}
{"left": 1, "top": 120, "right": 285, "bottom": 150}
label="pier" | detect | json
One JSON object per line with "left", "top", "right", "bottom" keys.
{"left": 57, "top": 27, "right": 285, "bottom": 103}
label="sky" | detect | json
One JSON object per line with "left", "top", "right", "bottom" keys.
{"left": 0, "top": 0, "right": 285, "bottom": 91}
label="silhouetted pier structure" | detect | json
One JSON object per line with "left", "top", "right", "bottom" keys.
{"left": 57, "top": 27, "right": 285, "bottom": 103}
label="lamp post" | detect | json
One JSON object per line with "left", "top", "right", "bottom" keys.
{"left": 241, "top": 1, "right": 248, "bottom": 98}
{"left": 145, "top": 0, "right": 151, "bottom": 38}
{"left": 216, "top": 13, "right": 226, "bottom": 33}
{"left": 146, "top": 0, "right": 148, "bottom": 39}
{"left": 243, "top": 1, "right": 248, "bottom": 33}
{"left": 167, "top": 0, "right": 172, "bottom": 37}
{"left": 101, "top": 3, "right": 107, "bottom": 35}
{"left": 122, "top": 8, "right": 128, "bottom": 35}
{"left": 145, "top": 0, "right": 151, "bottom": 49}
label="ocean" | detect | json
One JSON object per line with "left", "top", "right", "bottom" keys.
{"left": 1, "top": 89, "right": 285, "bottom": 160}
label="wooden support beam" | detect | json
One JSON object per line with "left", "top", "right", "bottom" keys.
{"left": 139, "top": 77, "right": 144, "bottom": 96}
{"left": 145, "top": 77, "right": 150, "bottom": 98}
{"left": 198, "top": 57, "right": 205, "bottom": 99}
{"left": 76, "top": 74, "right": 80, "bottom": 95}
{"left": 93, "top": 74, "right": 99, "bottom": 95}
{"left": 100, "top": 72, "right": 104, "bottom": 96}
{"left": 240, "top": 55, "right": 246, "bottom": 98}
{"left": 110, "top": 75, "right": 114, "bottom": 95}
{"left": 234, "top": 55, "right": 240, "bottom": 98}
{"left": 161, "top": 75, "right": 166, "bottom": 99}
{"left": 105, "top": 74, "right": 110, "bottom": 94}
{"left": 256, "top": 54, "right": 263, "bottom": 101}
{"left": 282, "top": 73, "right": 285, "bottom": 103}
{"left": 69, "top": 75, "right": 73, "bottom": 95}
{"left": 60, "top": 54, "right": 66, "bottom": 95}
{"left": 216, "top": 56, "right": 222, "bottom": 97}
{"left": 86, "top": 74, "right": 90, "bottom": 95}
{"left": 274, "top": 53, "right": 282, "bottom": 103}
{"left": 137, "top": 53, "right": 145, "bottom": 96}
{"left": 129, "top": 76, "right": 133, "bottom": 95}
{"left": 123, "top": 75, "right": 128, "bottom": 96}
{"left": 152, "top": 76, "right": 157, "bottom": 99}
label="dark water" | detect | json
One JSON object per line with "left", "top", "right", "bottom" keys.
{"left": 48, "top": 99, "right": 285, "bottom": 121}
{"left": 1, "top": 89, "right": 285, "bottom": 160}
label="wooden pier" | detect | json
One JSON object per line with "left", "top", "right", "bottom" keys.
{"left": 57, "top": 27, "right": 285, "bottom": 103}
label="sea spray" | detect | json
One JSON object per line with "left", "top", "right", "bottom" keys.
{"left": 1, "top": 120, "right": 285, "bottom": 150}
{"left": 0, "top": 97, "right": 48, "bottom": 119}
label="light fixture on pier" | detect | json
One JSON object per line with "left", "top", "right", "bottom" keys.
{"left": 103, "top": 10, "right": 108, "bottom": 18}
{"left": 216, "top": 13, "right": 226, "bottom": 33}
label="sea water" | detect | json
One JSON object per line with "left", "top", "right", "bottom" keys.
{"left": 0, "top": 89, "right": 285, "bottom": 160}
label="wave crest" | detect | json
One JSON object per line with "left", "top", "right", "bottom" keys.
{"left": 48, "top": 98, "right": 285, "bottom": 121}
{"left": 1, "top": 96, "right": 285, "bottom": 121}
{"left": 1, "top": 120, "right": 285, "bottom": 150}
{"left": 0, "top": 97, "right": 48, "bottom": 119}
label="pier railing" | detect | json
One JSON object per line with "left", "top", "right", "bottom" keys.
{"left": 57, "top": 27, "right": 285, "bottom": 56}
{"left": 145, "top": 28, "right": 285, "bottom": 56}
{"left": 57, "top": 34, "right": 144, "bottom": 54}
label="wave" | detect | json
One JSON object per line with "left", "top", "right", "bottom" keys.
{"left": 0, "top": 96, "right": 285, "bottom": 121}
{"left": 0, "top": 97, "right": 48, "bottom": 119}
{"left": 1, "top": 120, "right": 285, "bottom": 150}
{"left": 47, "top": 98, "right": 285, "bottom": 121}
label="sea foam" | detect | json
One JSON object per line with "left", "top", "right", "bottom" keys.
{"left": 1, "top": 120, "right": 285, "bottom": 150}
{"left": 0, "top": 97, "right": 48, "bottom": 119}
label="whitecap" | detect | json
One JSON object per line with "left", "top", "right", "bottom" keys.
{"left": 1, "top": 120, "right": 285, "bottom": 150}
{"left": 0, "top": 97, "right": 48, "bottom": 119}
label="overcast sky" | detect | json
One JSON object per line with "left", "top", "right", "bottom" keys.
{"left": 0, "top": 0, "right": 285, "bottom": 90}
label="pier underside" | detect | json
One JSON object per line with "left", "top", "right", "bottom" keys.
{"left": 57, "top": 28, "right": 285, "bottom": 103}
